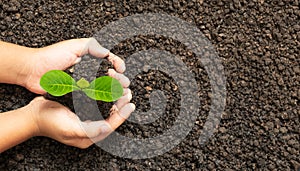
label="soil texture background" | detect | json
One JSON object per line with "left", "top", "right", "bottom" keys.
{"left": 0, "top": 0, "right": 299, "bottom": 170}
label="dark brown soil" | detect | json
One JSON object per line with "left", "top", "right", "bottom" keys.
{"left": 0, "top": 0, "right": 299, "bottom": 170}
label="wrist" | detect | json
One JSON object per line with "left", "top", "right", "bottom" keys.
{"left": 15, "top": 47, "right": 39, "bottom": 88}
{"left": 0, "top": 41, "right": 38, "bottom": 86}
{"left": 0, "top": 101, "right": 40, "bottom": 152}
{"left": 23, "top": 99, "right": 42, "bottom": 137}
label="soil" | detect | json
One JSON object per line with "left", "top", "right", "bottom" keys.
{"left": 0, "top": 0, "right": 299, "bottom": 170}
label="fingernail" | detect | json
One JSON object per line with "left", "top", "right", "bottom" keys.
{"left": 124, "top": 76, "right": 130, "bottom": 87}
{"left": 123, "top": 88, "right": 130, "bottom": 95}
{"left": 100, "top": 47, "right": 109, "bottom": 56}
{"left": 120, "top": 63, "right": 126, "bottom": 72}
{"left": 120, "top": 103, "right": 135, "bottom": 118}
{"left": 127, "top": 93, "right": 132, "bottom": 101}
{"left": 74, "top": 57, "right": 82, "bottom": 64}
{"left": 130, "top": 103, "right": 136, "bottom": 111}
{"left": 107, "top": 68, "right": 116, "bottom": 76}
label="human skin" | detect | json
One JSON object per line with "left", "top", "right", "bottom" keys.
{"left": 0, "top": 38, "right": 135, "bottom": 153}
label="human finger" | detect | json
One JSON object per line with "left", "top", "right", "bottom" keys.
{"left": 107, "top": 52, "right": 126, "bottom": 73}
{"left": 77, "top": 38, "right": 110, "bottom": 58}
{"left": 116, "top": 89, "right": 132, "bottom": 109}
{"left": 122, "top": 88, "right": 130, "bottom": 95}
{"left": 90, "top": 123, "right": 112, "bottom": 143}
{"left": 69, "top": 138, "right": 94, "bottom": 149}
{"left": 108, "top": 69, "right": 130, "bottom": 88}
{"left": 68, "top": 38, "right": 125, "bottom": 73}
{"left": 78, "top": 103, "right": 135, "bottom": 143}
{"left": 74, "top": 57, "right": 82, "bottom": 64}
{"left": 106, "top": 103, "right": 135, "bottom": 130}
{"left": 79, "top": 120, "right": 112, "bottom": 138}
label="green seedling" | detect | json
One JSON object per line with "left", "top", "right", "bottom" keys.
{"left": 40, "top": 70, "right": 123, "bottom": 102}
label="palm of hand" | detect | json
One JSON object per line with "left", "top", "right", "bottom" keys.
{"left": 25, "top": 41, "right": 82, "bottom": 94}
{"left": 33, "top": 97, "right": 101, "bottom": 148}
{"left": 32, "top": 94, "right": 134, "bottom": 149}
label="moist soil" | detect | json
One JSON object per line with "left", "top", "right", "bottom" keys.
{"left": 0, "top": 0, "right": 299, "bottom": 170}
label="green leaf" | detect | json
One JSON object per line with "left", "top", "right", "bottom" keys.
{"left": 83, "top": 76, "right": 123, "bottom": 102}
{"left": 76, "top": 78, "right": 90, "bottom": 89}
{"left": 40, "top": 70, "right": 79, "bottom": 96}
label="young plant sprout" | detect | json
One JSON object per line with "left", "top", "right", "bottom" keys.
{"left": 40, "top": 70, "right": 123, "bottom": 102}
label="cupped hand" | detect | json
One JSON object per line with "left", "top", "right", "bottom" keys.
{"left": 29, "top": 91, "right": 135, "bottom": 149}
{"left": 24, "top": 38, "right": 126, "bottom": 94}
{"left": 22, "top": 38, "right": 135, "bottom": 148}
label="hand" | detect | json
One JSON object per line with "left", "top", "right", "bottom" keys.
{"left": 28, "top": 93, "right": 135, "bottom": 149}
{"left": 22, "top": 38, "right": 135, "bottom": 148}
{"left": 23, "top": 38, "right": 128, "bottom": 94}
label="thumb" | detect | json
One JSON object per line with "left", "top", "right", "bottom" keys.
{"left": 77, "top": 38, "right": 110, "bottom": 58}
{"left": 80, "top": 121, "right": 112, "bottom": 138}
{"left": 28, "top": 83, "right": 47, "bottom": 95}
